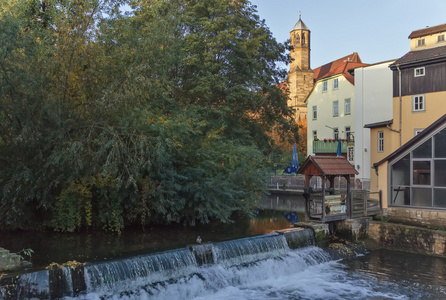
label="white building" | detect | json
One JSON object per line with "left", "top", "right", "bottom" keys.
{"left": 306, "top": 53, "right": 366, "bottom": 159}
{"left": 353, "top": 60, "right": 395, "bottom": 189}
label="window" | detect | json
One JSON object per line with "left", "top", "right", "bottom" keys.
{"left": 437, "top": 34, "right": 445, "bottom": 43}
{"left": 418, "top": 39, "right": 425, "bottom": 47}
{"left": 333, "top": 101, "right": 339, "bottom": 117}
{"left": 333, "top": 78, "right": 339, "bottom": 90}
{"left": 323, "top": 81, "right": 328, "bottom": 92}
{"left": 347, "top": 146, "right": 354, "bottom": 163}
{"left": 312, "top": 106, "right": 317, "bottom": 120}
{"left": 378, "top": 131, "right": 384, "bottom": 152}
{"left": 414, "top": 67, "right": 425, "bottom": 77}
{"left": 345, "top": 126, "right": 351, "bottom": 140}
{"left": 313, "top": 131, "right": 317, "bottom": 139}
{"left": 412, "top": 95, "right": 425, "bottom": 112}
{"left": 334, "top": 128, "right": 339, "bottom": 140}
{"left": 345, "top": 98, "right": 351, "bottom": 115}
{"left": 390, "top": 127, "right": 446, "bottom": 209}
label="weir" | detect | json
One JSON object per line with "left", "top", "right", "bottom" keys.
{"left": 0, "top": 228, "right": 316, "bottom": 299}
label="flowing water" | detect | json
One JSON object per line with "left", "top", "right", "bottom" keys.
{"left": 2, "top": 194, "right": 446, "bottom": 299}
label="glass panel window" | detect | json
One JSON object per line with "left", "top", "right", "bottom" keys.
{"left": 435, "top": 160, "right": 446, "bottom": 187}
{"left": 434, "top": 128, "right": 446, "bottom": 158}
{"left": 437, "top": 34, "right": 445, "bottom": 43}
{"left": 333, "top": 101, "right": 339, "bottom": 117}
{"left": 414, "top": 67, "right": 425, "bottom": 77}
{"left": 334, "top": 128, "right": 339, "bottom": 140}
{"left": 323, "top": 81, "right": 327, "bottom": 92}
{"left": 413, "top": 138, "right": 431, "bottom": 158}
{"left": 412, "top": 95, "right": 425, "bottom": 112}
{"left": 412, "top": 187, "right": 431, "bottom": 207}
{"left": 312, "top": 106, "right": 317, "bottom": 120}
{"left": 345, "top": 98, "right": 351, "bottom": 115}
{"left": 333, "top": 78, "right": 338, "bottom": 89}
{"left": 418, "top": 39, "right": 425, "bottom": 46}
{"left": 391, "top": 154, "right": 410, "bottom": 186}
{"left": 391, "top": 186, "right": 410, "bottom": 206}
{"left": 413, "top": 161, "right": 431, "bottom": 185}
{"left": 313, "top": 130, "right": 317, "bottom": 139}
{"left": 434, "top": 188, "right": 446, "bottom": 208}
{"left": 378, "top": 131, "right": 384, "bottom": 152}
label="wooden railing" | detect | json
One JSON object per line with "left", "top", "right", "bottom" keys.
{"left": 351, "top": 190, "right": 382, "bottom": 218}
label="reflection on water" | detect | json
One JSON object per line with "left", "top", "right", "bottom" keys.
{"left": 0, "top": 209, "right": 297, "bottom": 272}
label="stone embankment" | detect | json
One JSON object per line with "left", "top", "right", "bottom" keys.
{"left": 0, "top": 248, "right": 21, "bottom": 272}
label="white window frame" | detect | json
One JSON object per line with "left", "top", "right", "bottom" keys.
{"left": 378, "top": 131, "right": 384, "bottom": 153}
{"left": 333, "top": 100, "right": 339, "bottom": 117}
{"left": 334, "top": 128, "right": 339, "bottom": 140}
{"left": 437, "top": 34, "right": 445, "bottom": 43}
{"left": 414, "top": 67, "right": 425, "bottom": 77}
{"left": 313, "top": 130, "right": 317, "bottom": 139}
{"left": 345, "top": 98, "right": 351, "bottom": 115}
{"left": 312, "top": 106, "right": 317, "bottom": 120}
{"left": 333, "top": 78, "right": 339, "bottom": 90}
{"left": 323, "top": 81, "right": 328, "bottom": 92}
{"left": 414, "top": 129, "right": 424, "bottom": 136}
{"left": 418, "top": 39, "right": 425, "bottom": 47}
{"left": 345, "top": 126, "right": 351, "bottom": 140}
{"left": 412, "top": 94, "right": 426, "bottom": 112}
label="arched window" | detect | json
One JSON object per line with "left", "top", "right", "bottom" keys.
{"left": 295, "top": 33, "right": 300, "bottom": 44}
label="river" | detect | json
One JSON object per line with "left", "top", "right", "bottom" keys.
{"left": 1, "top": 193, "right": 446, "bottom": 299}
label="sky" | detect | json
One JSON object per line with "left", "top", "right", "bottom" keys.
{"left": 250, "top": 0, "right": 446, "bottom": 69}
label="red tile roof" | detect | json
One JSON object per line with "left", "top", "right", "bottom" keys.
{"left": 298, "top": 156, "right": 358, "bottom": 176}
{"left": 313, "top": 52, "right": 362, "bottom": 81}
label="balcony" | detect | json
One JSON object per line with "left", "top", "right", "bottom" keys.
{"left": 313, "top": 140, "right": 351, "bottom": 154}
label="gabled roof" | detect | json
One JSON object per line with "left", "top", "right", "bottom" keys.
{"left": 313, "top": 52, "right": 363, "bottom": 81}
{"left": 389, "top": 45, "right": 446, "bottom": 69}
{"left": 298, "top": 156, "right": 359, "bottom": 177}
{"left": 374, "top": 114, "right": 446, "bottom": 168}
{"left": 408, "top": 23, "right": 446, "bottom": 39}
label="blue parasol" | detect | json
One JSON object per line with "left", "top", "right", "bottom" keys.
{"left": 336, "top": 139, "right": 342, "bottom": 157}
{"left": 283, "top": 144, "right": 299, "bottom": 174}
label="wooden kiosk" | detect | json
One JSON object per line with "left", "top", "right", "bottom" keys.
{"left": 298, "top": 156, "right": 359, "bottom": 223}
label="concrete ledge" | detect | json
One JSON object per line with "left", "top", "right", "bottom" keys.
{"left": 368, "top": 221, "right": 446, "bottom": 257}
{"left": 384, "top": 207, "right": 446, "bottom": 229}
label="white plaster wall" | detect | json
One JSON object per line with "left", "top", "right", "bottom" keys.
{"left": 307, "top": 74, "right": 355, "bottom": 155}
{"left": 354, "top": 61, "right": 395, "bottom": 186}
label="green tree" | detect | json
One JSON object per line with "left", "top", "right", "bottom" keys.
{"left": 0, "top": 0, "right": 297, "bottom": 232}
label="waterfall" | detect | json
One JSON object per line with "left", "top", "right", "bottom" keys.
{"left": 0, "top": 228, "right": 317, "bottom": 299}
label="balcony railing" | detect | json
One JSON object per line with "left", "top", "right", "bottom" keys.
{"left": 313, "top": 140, "right": 351, "bottom": 154}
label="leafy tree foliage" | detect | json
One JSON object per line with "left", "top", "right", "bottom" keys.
{"left": 0, "top": 0, "right": 296, "bottom": 231}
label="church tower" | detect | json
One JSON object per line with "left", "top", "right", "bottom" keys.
{"left": 287, "top": 14, "right": 313, "bottom": 121}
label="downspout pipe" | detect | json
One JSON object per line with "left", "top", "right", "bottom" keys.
{"left": 397, "top": 65, "right": 402, "bottom": 146}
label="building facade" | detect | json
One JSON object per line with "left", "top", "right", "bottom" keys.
{"left": 369, "top": 23, "right": 446, "bottom": 211}
{"left": 306, "top": 54, "right": 366, "bottom": 164}
{"left": 354, "top": 60, "right": 395, "bottom": 189}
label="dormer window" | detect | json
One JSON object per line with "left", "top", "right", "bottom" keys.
{"left": 437, "top": 34, "right": 445, "bottom": 43}
{"left": 417, "top": 39, "right": 425, "bottom": 47}
{"left": 414, "top": 67, "right": 425, "bottom": 77}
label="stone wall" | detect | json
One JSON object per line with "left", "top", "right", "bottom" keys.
{"left": 0, "top": 248, "right": 21, "bottom": 272}
{"left": 368, "top": 221, "right": 446, "bottom": 257}
{"left": 384, "top": 207, "right": 446, "bottom": 229}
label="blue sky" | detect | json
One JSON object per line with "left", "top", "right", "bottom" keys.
{"left": 250, "top": 0, "right": 446, "bottom": 69}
